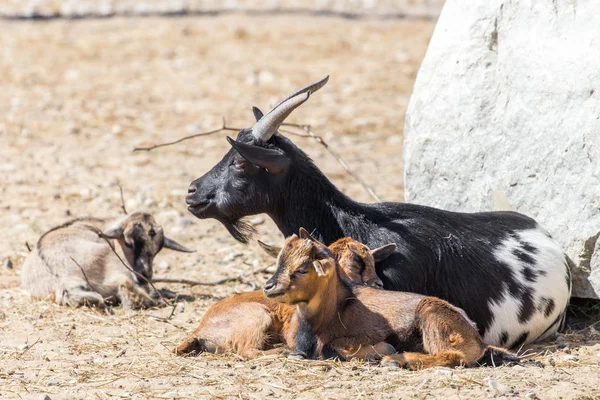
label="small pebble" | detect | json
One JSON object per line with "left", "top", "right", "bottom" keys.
{"left": 3, "top": 258, "right": 13, "bottom": 269}
{"left": 158, "top": 260, "right": 170, "bottom": 272}
{"left": 434, "top": 368, "right": 453, "bottom": 377}
{"left": 525, "top": 392, "right": 538, "bottom": 399}
{"left": 17, "top": 344, "right": 29, "bottom": 351}
{"left": 486, "top": 378, "right": 513, "bottom": 394}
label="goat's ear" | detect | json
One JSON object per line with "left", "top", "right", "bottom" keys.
{"left": 346, "top": 242, "right": 361, "bottom": 255}
{"left": 163, "top": 236, "right": 195, "bottom": 253}
{"left": 257, "top": 240, "right": 281, "bottom": 258}
{"left": 252, "top": 106, "right": 264, "bottom": 122}
{"left": 226, "top": 136, "right": 290, "bottom": 175}
{"left": 103, "top": 225, "right": 124, "bottom": 239}
{"left": 312, "top": 260, "right": 326, "bottom": 277}
{"left": 371, "top": 243, "right": 397, "bottom": 262}
{"left": 346, "top": 242, "right": 366, "bottom": 262}
{"left": 313, "top": 259, "right": 334, "bottom": 276}
{"left": 298, "top": 228, "right": 318, "bottom": 242}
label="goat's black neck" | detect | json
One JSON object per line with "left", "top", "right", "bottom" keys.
{"left": 268, "top": 162, "right": 366, "bottom": 244}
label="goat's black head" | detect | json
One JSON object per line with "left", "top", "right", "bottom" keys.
{"left": 186, "top": 76, "right": 329, "bottom": 243}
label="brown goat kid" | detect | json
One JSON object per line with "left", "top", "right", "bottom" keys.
{"left": 263, "top": 231, "right": 519, "bottom": 370}
{"left": 175, "top": 237, "right": 396, "bottom": 358}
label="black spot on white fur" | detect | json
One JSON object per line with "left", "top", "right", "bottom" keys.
{"left": 511, "top": 331, "right": 529, "bottom": 349}
{"left": 513, "top": 248, "right": 535, "bottom": 265}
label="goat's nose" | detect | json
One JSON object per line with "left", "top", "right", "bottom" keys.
{"left": 263, "top": 279, "right": 275, "bottom": 291}
{"left": 187, "top": 185, "right": 197, "bottom": 195}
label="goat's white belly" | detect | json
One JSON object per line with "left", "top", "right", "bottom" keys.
{"left": 483, "top": 228, "right": 571, "bottom": 348}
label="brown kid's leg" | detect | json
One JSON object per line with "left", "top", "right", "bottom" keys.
{"left": 382, "top": 297, "right": 489, "bottom": 370}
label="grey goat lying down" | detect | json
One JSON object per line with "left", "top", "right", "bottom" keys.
{"left": 21, "top": 212, "right": 194, "bottom": 309}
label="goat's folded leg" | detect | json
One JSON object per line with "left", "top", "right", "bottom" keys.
{"left": 150, "top": 288, "right": 178, "bottom": 300}
{"left": 118, "top": 281, "right": 159, "bottom": 309}
{"left": 238, "top": 346, "right": 291, "bottom": 359}
{"left": 416, "top": 297, "right": 490, "bottom": 366}
{"left": 58, "top": 287, "right": 108, "bottom": 311}
{"left": 337, "top": 342, "right": 396, "bottom": 361}
{"left": 381, "top": 350, "right": 466, "bottom": 370}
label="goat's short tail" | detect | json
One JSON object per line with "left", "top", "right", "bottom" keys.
{"left": 382, "top": 350, "right": 465, "bottom": 370}
{"left": 478, "top": 346, "right": 520, "bottom": 367}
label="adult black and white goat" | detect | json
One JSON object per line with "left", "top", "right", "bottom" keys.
{"left": 185, "top": 76, "right": 572, "bottom": 349}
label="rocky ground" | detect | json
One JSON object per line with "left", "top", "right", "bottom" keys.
{"left": 1, "top": 13, "right": 599, "bottom": 400}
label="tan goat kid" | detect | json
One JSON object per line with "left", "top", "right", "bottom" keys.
{"left": 176, "top": 237, "right": 396, "bottom": 358}
{"left": 21, "top": 213, "right": 193, "bottom": 310}
{"left": 263, "top": 230, "right": 519, "bottom": 369}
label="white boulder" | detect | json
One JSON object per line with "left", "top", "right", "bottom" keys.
{"left": 404, "top": 0, "right": 600, "bottom": 298}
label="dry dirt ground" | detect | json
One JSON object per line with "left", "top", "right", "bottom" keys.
{"left": 1, "top": 14, "right": 599, "bottom": 400}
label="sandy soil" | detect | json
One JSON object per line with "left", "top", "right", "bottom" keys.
{"left": 1, "top": 14, "right": 599, "bottom": 400}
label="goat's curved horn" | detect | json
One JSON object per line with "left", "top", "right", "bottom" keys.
{"left": 251, "top": 75, "right": 329, "bottom": 142}
{"left": 252, "top": 92, "right": 310, "bottom": 142}
{"left": 270, "top": 75, "right": 329, "bottom": 112}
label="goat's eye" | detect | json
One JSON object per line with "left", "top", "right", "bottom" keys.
{"left": 295, "top": 268, "right": 309, "bottom": 275}
{"left": 124, "top": 241, "right": 134, "bottom": 249}
{"left": 149, "top": 229, "right": 156, "bottom": 237}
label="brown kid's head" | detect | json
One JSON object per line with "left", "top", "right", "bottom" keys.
{"left": 329, "top": 238, "right": 396, "bottom": 289}
{"left": 263, "top": 228, "right": 336, "bottom": 304}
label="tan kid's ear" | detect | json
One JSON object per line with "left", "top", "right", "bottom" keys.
{"left": 257, "top": 240, "right": 282, "bottom": 259}
{"left": 371, "top": 243, "right": 397, "bottom": 262}
{"left": 299, "top": 227, "right": 318, "bottom": 242}
{"left": 312, "top": 260, "right": 326, "bottom": 276}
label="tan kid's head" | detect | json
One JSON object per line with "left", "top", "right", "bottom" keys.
{"left": 262, "top": 229, "right": 336, "bottom": 304}
{"left": 261, "top": 228, "right": 396, "bottom": 304}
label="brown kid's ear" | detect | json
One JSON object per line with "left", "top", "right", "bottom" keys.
{"left": 346, "top": 242, "right": 362, "bottom": 257}
{"left": 257, "top": 240, "right": 281, "bottom": 259}
{"left": 371, "top": 243, "right": 397, "bottom": 262}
